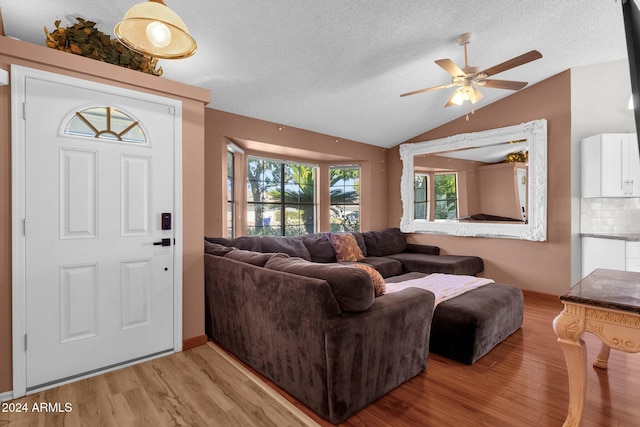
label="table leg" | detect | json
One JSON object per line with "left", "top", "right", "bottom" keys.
{"left": 593, "top": 342, "right": 611, "bottom": 370}
{"left": 553, "top": 311, "right": 587, "bottom": 427}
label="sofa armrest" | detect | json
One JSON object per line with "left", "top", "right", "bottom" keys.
{"left": 205, "top": 254, "right": 343, "bottom": 417}
{"left": 323, "top": 288, "right": 435, "bottom": 423}
{"left": 405, "top": 242, "right": 440, "bottom": 255}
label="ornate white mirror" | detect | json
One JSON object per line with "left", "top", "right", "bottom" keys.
{"left": 399, "top": 119, "right": 547, "bottom": 241}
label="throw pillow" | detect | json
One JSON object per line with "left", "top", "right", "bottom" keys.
{"left": 347, "top": 264, "right": 386, "bottom": 297}
{"left": 328, "top": 233, "right": 364, "bottom": 262}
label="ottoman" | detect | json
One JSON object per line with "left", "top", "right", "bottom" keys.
{"left": 430, "top": 283, "right": 523, "bottom": 364}
{"left": 386, "top": 273, "right": 524, "bottom": 364}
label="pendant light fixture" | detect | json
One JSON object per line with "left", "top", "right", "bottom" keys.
{"left": 114, "top": 0, "right": 197, "bottom": 59}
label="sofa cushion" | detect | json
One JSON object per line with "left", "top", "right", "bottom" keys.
{"left": 205, "top": 236, "right": 262, "bottom": 252}
{"left": 301, "top": 233, "right": 337, "bottom": 263}
{"left": 260, "top": 236, "right": 311, "bottom": 260}
{"left": 264, "top": 256, "right": 374, "bottom": 312}
{"left": 362, "top": 228, "right": 407, "bottom": 257}
{"left": 361, "top": 256, "right": 403, "bottom": 278}
{"left": 328, "top": 233, "right": 364, "bottom": 262}
{"left": 385, "top": 272, "right": 427, "bottom": 283}
{"left": 225, "top": 250, "right": 289, "bottom": 267}
{"left": 385, "top": 253, "right": 484, "bottom": 276}
{"left": 204, "top": 240, "right": 237, "bottom": 256}
{"left": 346, "top": 263, "right": 386, "bottom": 296}
{"left": 349, "top": 232, "right": 368, "bottom": 257}
{"left": 405, "top": 243, "right": 440, "bottom": 256}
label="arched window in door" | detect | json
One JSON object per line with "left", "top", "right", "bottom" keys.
{"left": 63, "top": 106, "right": 147, "bottom": 144}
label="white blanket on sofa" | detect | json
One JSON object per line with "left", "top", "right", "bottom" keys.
{"left": 385, "top": 273, "right": 495, "bottom": 306}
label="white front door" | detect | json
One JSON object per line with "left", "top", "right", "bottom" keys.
{"left": 14, "top": 68, "right": 180, "bottom": 392}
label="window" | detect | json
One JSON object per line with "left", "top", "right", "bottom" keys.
{"left": 330, "top": 166, "right": 360, "bottom": 232}
{"left": 227, "top": 142, "right": 244, "bottom": 238}
{"left": 434, "top": 173, "right": 458, "bottom": 220}
{"left": 63, "top": 106, "right": 147, "bottom": 144}
{"left": 227, "top": 150, "right": 235, "bottom": 238}
{"left": 247, "top": 157, "right": 317, "bottom": 236}
{"left": 414, "top": 174, "right": 428, "bottom": 220}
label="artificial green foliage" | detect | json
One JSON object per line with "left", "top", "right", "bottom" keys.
{"left": 505, "top": 151, "right": 528, "bottom": 163}
{"left": 44, "top": 17, "right": 162, "bottom": 76}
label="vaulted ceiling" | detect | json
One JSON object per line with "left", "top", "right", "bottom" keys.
{"left": 0, "top": 0, "right": 630, "bottom": 147}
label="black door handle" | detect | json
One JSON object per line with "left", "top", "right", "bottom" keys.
{"left": 153, "top": 238, "right": 171, "bottom": 247}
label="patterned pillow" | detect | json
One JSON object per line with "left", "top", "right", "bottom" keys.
{"left": 347, "top": 263, "right": 386, "bottom": 297}
{"left": 328, "top": 233, "right": 364, "bottom": 262}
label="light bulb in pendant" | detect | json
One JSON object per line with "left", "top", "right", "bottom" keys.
{"left": 146, "top": 21, "right": 172, "bottom": 48}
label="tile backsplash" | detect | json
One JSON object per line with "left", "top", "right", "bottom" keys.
{"left": 581, "top": 198, "right": 640, "bottom": 234}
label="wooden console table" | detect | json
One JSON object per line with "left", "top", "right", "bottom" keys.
{"left": 553, "top": 269, "right": 640, "bottom": 426}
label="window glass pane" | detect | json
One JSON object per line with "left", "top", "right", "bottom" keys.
{"left": 63, "top": 106, "right": 147, "bottom": 144}
{"left": 227, "top": 149, "right": 235, "bottom": 238}
{"left": 227, "top": 202, "right": 234, "bottom": 238}
{"left": 247, "top": 203, "right": 282, "bottom": 236}
{"left": 434, "top": 173, "right": 457, "bottom": 220}
{"left": 247, "top": 157, "right": 317, "bottom": 236}
{"left": 330, "top": 166, "right": 360, "bottom": 232}
{"left": 414, "top": 174, "right": 428, "bottom": 220}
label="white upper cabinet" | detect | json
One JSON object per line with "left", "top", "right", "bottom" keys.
{"left": 582, "top": 133, "right": 640, "bottom": 197}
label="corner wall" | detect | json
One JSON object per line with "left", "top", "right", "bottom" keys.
{"left": 388, "top": 71, "right": 572, "bottom": 295}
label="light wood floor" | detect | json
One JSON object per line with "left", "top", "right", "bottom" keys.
{"left": 2, "top": 292, "right": 640, "bottom": 427}
{"left": 0, "top": 343, "right": 318, "bottom": 427}
{"left": 259, "top": 292, "right": 640, "bottom": 427}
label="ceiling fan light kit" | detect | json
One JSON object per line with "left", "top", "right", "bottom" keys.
{"left": 115, "top": 0, "right": 197, "bottom": 59}
{"left": 401, "top": 33, "right": 542, "bottom": 120}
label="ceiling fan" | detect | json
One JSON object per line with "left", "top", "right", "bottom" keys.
{"left": 400, "top": 33, "right": 542, "bottom": 111}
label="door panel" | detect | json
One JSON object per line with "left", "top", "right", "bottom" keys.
{"left": 59, "top": 263, "right": 99, "bottom": 343}
{"left": 23, "top": 76, "right": 176, "bottom": 390}
{"left": 60, "top": 148, "right": 98, "bottom": 238}
{"left": 121, "top": 154, "right": 151, "bottom": 236}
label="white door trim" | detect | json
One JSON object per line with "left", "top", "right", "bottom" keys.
{"left": 10, "top": 64, "right": 183, "bottom": 398}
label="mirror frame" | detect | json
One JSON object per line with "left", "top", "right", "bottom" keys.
{"left": 399, "top": 119, "right": 547, "bottom": 241}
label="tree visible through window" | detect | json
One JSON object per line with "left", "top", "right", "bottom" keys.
{"left": 434, "top": 173, "right": 458, "bottom": 220}
{"left": 330, "top": 166, "right": 360, "bottom": 232}
{"left": 246, "top": 157, "right": 317, "bottom": 236}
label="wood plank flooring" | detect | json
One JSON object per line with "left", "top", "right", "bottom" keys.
{"left": 261, "top": 292, "right": 640, "bottom": 427}
{"left": 0, "top": 343, "right": 318, "bottom": 427}
{"left": 2, "top": 291, "right": 640, "bottom": 426}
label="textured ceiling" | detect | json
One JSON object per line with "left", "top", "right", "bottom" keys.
{"left": 0, "top": 0, "right": 631, "bottom": 147}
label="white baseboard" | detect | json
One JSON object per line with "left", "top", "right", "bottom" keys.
{"left": 0, "top": 390, "right": 13, "bottom": 402}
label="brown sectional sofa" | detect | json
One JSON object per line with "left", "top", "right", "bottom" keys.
{"left": 204, "top": 251, "right": 435, "bottom": 424}
{"left": 203, "top": 228, "right": 523, "bottom": 423}
{"left": 206, "top": 227, "right": 485, "bottom": 278}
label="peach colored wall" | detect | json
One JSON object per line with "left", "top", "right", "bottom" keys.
{"left": 0, "top": 37, "right": 209, "bottom": 394}
{"left": 389, "top": 71, "right": 572, "bottom": 296}
{"left": 204, "top": 108, "right": 390, "bottom": 237}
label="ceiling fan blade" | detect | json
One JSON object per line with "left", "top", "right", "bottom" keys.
{"left": 479, "top": 50, "right": 542, "bottom": 77}
{"left": 400, "top": 83, "right": 456, "bottom": 97}
{"left": 479, "top": 79, "right": 529, "bottom": 90}
{"left": 435, "top": 58, "right": 466, "bottom": 78}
